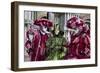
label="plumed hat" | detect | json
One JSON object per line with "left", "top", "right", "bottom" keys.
{"left": 67, "top": 17, "right": 84, "bottom": 29}
{"left": 34, "top": 18, "right": 53, "bottom": 28}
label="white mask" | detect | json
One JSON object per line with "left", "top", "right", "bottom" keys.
{"left": 42, "top": 26, "right": 50, "bottom": 34}
{"left": 67, "top": 31, "right": 71, "bottom": 44}
{"left": 29, "top": 34, "right": 33, "bottom": 42}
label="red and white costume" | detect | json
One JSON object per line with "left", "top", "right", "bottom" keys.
{"left": 65, "top": 17, "right": 90, "bottom": 59}
{"left": 25, "top": 18, "right": 53, "bottom": 61}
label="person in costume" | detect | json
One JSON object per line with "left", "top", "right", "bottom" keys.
{"left": 64, "top": 17, "right": 90, "bottom": 59}
{"left": 46, "top": 24, "right": 68, "bottom": 60}
{"left": 25, "top": 16, "right": 53, "bottom": 61}
{"left": 25, "top": 24, "right": 40, "bottom": 61}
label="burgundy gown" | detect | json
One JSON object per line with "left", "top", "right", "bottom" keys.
{"left": 65, "top": 17, "right": 90, "bottom": 59}
{"left": 25, "top": 29, "right": 49, "bottom": 61}
{"left": 25, "top": 18, "right": 53, "bottom": 61}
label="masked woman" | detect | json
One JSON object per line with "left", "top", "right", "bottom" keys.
{"left": 25, "top": 24, "right": 40, "bottom": 61}
{"left": 64, "top": 17, "right": 90, "bottom": 59}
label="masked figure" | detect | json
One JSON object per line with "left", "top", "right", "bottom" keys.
{"left": 46, "top": 24, "right": 67, "bottom": 60}
{"left": 25, "top": 17, "right": 53, "bottom": 61}
{"left": 64, "top": 17, "right": 90, "bottom": 59}
{"left": 25, "top": 25, "right": 40, "bottom": 61}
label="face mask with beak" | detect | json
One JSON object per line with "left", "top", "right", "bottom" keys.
{"left": 40, "top": 25, "right": 50, "bottom": 35}
{"left": 66, "top": 28, "right": 79, "bottom": 44}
